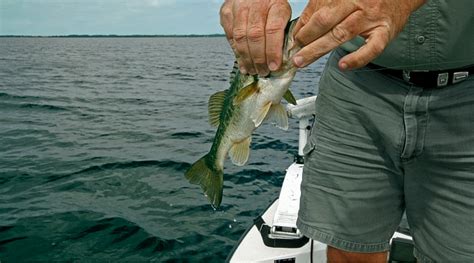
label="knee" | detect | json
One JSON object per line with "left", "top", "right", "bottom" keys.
{"left": 327, "top": 246, "right": 388, "bottom": 263}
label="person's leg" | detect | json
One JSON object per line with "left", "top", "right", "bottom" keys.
{"left": 403, "top": 77, "right": 474, "bottom": 262}
{"left": 298, "top": 48, "right": 409, "bottom": 260}
{"left": 327, "top": 246, "right": 387, "bottom": 263}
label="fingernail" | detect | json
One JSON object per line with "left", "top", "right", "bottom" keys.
{"left": 293, "top": 56, "right": 304, "bottom": 67}
{"left": 259, "top": 69, "right": 270, "bottom": 77}
{"left": 240, "top": 66, "right": 247, "bottom": 75}
{"left": 269, "top": 61, "right": 278, "bottom": 71}
{"left": 340, "top": 62, "right": 349, "bottom": 71}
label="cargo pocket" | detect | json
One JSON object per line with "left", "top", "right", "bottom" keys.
{"left": 303, "top": 114, "right": 318, "bottom": 161}
{"left": 303, "top": 136, "right": 316, "bottom": 162}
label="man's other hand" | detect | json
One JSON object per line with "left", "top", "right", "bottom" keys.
{"left": 292, "top": 0, "right": 427, "bottom": 70}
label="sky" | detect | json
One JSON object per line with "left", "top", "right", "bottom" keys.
{"left": 0, "top": 0, "right": 307, "bottom": 36}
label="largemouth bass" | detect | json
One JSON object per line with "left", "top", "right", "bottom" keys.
{"left": 185, "top": 19, "right": 300, "bottom": 208}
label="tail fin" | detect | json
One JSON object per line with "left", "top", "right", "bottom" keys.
{"left": 185, "top": 154, "right": 223, "bottom": 208}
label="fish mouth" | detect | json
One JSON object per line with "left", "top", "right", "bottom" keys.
{"left": 265, "top": 18, "right": 300, "bottom": 78}
{"left": 283, "top": 18, "right": 299, "bottom": 59}
{"left": 273, "top": 18, "right": 299, "bottom": 75}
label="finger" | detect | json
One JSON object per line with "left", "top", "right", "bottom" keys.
{"left": 232, "top": 4, "right": 252, "bottom": 75}
{"left": 265, "top": 2, "right": 291, "bottom": 71}
{"left": 292, "top": 2, "right": 316, "bottom": 38}
{"left": 338, "top": 27, "right": 390, "bottom": 70}
{"left": 293, "top": 11, "right": 363, "bottom": 68}
{"left": 220, "top": 0, "right": 234, "bottom": 42}
{"left": 220, "top": 1, "right": 238, "bottom": 56}
{"left": 247, "top": 4, "right": 268, "bottom": 76}
{"left": 295, "top": 4, "right": 356, "bottom": 47}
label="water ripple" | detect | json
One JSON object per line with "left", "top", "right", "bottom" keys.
{"left": 46, "top": 160, "right": 190, "bottom": 182}
{"left": 0, "top": 37, "right": 323, "bottom": 261}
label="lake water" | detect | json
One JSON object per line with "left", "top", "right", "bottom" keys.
{"left": 0, "top": 37, "right": 326, "bottom": 262}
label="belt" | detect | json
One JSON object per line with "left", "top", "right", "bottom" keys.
{"left": 367, "top": 64, "right": 473, "bottom": 88}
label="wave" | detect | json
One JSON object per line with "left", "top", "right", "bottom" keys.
{"left": 19, "top": 103, "right": 69, "bottom": 111}
{"left": 70, "top": 222, "right": 114, "bottom": 240}
{"left": 69, "top": 216, "right": 178, "bottom": 253}
{"left": 163, "top": 72, "right": 196, "bottom": 81}
{"left": 135, "top": 236, "right": 180, "bottom": 253}
{"left": 45, "top": 160, "right": 190, "bottom": 182}
{"left": 0, "top": 92, "right": 40, "bottom": 100}
{"left": 0, "top": 226, "right": 15, "bottom": 233}
{"left": 110, "top": 225, "right": 141, "bottom": 243}
{"left": 251, "top": 139, "right": 295, "bottom": 151}
{"left": 0, "top": 93, "right": 70, "bottom": 111}
{"left": 229, "top": 169, "right": 285, "bottom": 187}
{"left": 170, "top": 131, "right": 203, "bottom": 138}
{"left": 0, "top": 236, "right": 27, "bottom": 246}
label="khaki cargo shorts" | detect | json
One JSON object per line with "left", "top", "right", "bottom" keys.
{"left": 297, "top": 48, "right": 474, "bottom": 263}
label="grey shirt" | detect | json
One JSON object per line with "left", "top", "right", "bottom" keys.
{"left": 341, "top": 0, "right": 474, "bottom": 71}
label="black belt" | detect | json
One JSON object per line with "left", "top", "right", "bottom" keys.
{"left": 368, "top": 64, "right": 473, "bottom": 88}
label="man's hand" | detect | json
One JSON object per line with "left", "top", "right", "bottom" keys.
{"left": 292, "top": 0, "right": 426, "bottom": 70}
{"left": 220, "top": 0, "right": 291, "bottom": 76}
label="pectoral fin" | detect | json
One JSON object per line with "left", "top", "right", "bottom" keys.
{"left": 265, "top": 104, "right": 289, "bottom": 130}
{"left": 229, "top": 137, "right": 252, "bottom": 166}
{"left": 233, "top": 82, "right": 259, "bottom": 106}
{"left": 253, "top": 101, "right": 272, "bottom": 127}
{"left": 208, "top": 90, "right": 227, "bottom": 127}
{"left": 283, "top": 90, "right": 297, "bottom": 105}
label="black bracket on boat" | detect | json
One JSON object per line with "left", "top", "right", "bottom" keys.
{"left": 254, "top": 216, "right": 309, "bottom": 248}
{"left": 294, "top": 154, "right": 304, "bottom": 164}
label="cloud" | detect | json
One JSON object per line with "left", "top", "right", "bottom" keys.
{"left": 1, "top": 0, "right": 305, "bottom": 35}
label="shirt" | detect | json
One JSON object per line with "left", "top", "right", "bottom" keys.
{"left": 341, "top": 0, "right": 474, "bottom": 71}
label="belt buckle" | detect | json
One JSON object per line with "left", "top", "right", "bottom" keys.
{"left": 402, "top": 70, "right": 411, "bottom": 82}
{"left": 437, "top": 72, "right": 449, "bottom": 87}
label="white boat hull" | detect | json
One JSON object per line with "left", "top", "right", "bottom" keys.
{"left": 227, "top": 97, "right": 414, "bottom": 263}
{"left": 228, "top": 198, "right": 327, "bottom": 263}
{"left": 227, "top": 163, "right": 413, "bottom": 263}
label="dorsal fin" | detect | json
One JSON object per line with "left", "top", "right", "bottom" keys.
{"left": 208, "top": 90, "right": 227, "bottom": 127}
{"left": 229, "top": 61, "right": 239, "bottom": 84}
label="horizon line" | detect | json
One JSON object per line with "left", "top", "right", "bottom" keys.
{"left": 0, "top": 34, "right": 226, "bottom": 38}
